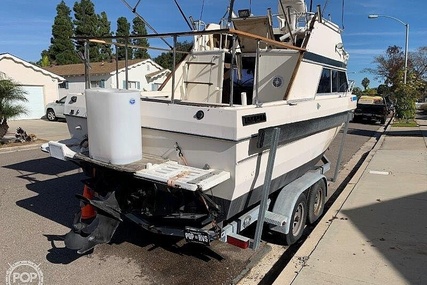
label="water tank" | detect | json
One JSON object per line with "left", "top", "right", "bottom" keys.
{"left": 86, "top": 88, "right": 142, "bottom": 165}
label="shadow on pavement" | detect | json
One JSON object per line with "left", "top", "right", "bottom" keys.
{"left": 4, "top": 156, "right": 79, "bottom": 176}
{"left": 3, "top": 156, "right": 83, "bottom": 228}
{"left": 346, "top": 127, "right": 381, "bottom": 138}
{"left": 342, "top": 192, "right": 427, "bottom": 284}
{"left": 44, "top": 234, "right": 84, "bottom": 264}
{"left": 4, "top": 157, "right": 90, "bottom": 264}
{"left": 386, "top": 129, "right": 427, "bottom": 137}
{"left": 15, "top": 172, "right": 82, "bottom": 227}
{"left": 5, "top": 157, "right": 245, "bottom": 273}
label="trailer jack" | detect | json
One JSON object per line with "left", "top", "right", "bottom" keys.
{"left": 65, "top": 192, "right": 123, "bottom": 254}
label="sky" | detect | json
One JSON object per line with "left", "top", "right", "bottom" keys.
{"left": 0, "top": 0, "right": 426, "bottom": 88}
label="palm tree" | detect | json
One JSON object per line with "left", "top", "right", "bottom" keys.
{"left": 0, "top": 79, "right": 28, "bottom": 139}
{"left": 361, "top": 77, "right": 370, "bottom": 91}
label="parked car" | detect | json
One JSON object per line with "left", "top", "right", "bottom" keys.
{"left": 45, "top": 96, "right": 66, "bottom": 121}
{"left": 416, "top": 100, "right": 427, "bottom": 112}
{"left": 418, "top": 102, "right": 427, "bottom": 114}
{"left": 353, "top": 95, "right": 388, "bottom": 124}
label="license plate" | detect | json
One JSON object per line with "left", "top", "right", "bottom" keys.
{"left": 184, "top": 227, "right": 210, "bottom": 245}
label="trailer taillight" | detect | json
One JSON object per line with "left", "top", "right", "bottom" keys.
{"left": 226, "top": 233, "right": 250, "bottom": 249}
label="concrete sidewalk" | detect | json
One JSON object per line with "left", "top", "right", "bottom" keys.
{"left": 274, "top": 118, "right": 427, "bottom": 285}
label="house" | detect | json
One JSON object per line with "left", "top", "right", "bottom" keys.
{"left": 0, "top": 53, "right": 65, "bottom": 120}
{"left": 43, "top": 59, "right": 170, "bottom": 98}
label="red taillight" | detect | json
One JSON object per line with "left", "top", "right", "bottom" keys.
{"left": 227, "top": 235, "right": 250, "bottom": 249}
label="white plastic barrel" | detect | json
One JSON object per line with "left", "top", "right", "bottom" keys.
{"left": 86, "top": 88, "right": 142, "bottom": 165}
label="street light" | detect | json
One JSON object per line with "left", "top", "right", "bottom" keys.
{"left": 368, "top": 14, "right": 409, "bottom": 84}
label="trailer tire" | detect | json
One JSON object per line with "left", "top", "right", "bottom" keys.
{"left": 307, "top": 179, "right": 326, "bottom": 224}
{"left": 285, "top": 193, "right": 307, "bottom": 245}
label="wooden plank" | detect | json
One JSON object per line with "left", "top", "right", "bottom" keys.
{"left": 229, "top": 29, "right": 306, "bottom": 52}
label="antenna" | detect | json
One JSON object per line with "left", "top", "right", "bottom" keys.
{"left": 322, "top": 0, "right": 330, "bottom": 14}
{"left": 120, "top": 0, "right": 173, "bottom": 49}
{"left": 228, "top": 0, "right": 236, "bottom": 23}
{"left": 341, "top": 0, "right": 345, "bottom": 29}
{"left": 173, "top": 0, "right": 193, "bottom": 30}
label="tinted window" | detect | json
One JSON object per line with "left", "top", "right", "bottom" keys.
{"left": 317, "top": 69, "right": 331, "bottom": 93}
{"left": 332, "top": 70, "right": 348, "bottom": 92}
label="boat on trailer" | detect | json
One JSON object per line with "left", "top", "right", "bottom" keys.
{"left": 43, "top": 0, "right": 356, "bottom": 253}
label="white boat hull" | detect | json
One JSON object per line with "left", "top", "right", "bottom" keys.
{"left": 139, "top": 96, "right": 352, "bottom": 220}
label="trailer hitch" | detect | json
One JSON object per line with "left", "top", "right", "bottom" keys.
{"left": 65, "top": 191, "right": 122, "bottom": 254}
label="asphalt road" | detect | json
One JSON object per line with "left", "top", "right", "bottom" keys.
{"left": 0, "top": 121, "right": 383, "bottom": 285}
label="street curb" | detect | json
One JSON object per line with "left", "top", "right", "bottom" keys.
{"left": 272, "top": 119, "right": 392, "bottom": 285}
{"left": 0, "top": 142, "right": 45, "bottom": 154}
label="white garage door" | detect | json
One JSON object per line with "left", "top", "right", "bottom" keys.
{"left": 13, "top": 86, "right": 45, "bottom": 120}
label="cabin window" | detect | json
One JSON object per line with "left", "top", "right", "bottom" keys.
{"left": 332, "top": 70, "right": 348, "bottom": 92}
{"left": 317, "top": 69, "right": 331, "bottom": 93}
{"left": 317, "top": 68, "right": 348, "bottom": 94}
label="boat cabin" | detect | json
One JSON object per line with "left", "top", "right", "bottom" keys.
{"left": 147, "top": 0, "right": 351, "bottom": 108}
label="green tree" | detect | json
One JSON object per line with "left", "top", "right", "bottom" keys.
{"left": 97, "top": 11, "right": 113, "bottom": 61}
{"left": 409, "top": 46, "right": 427, "bottom": 102}
{"left": 352, "top": 86, "right": 363, "bottom": 97}
{"left": 40, "top": 54, "right": 51, "bottom": 67}
{"left": 377, "top": 84, "right": 389, "bottom": 96}
{"left": 411, "top": 47, "right": 427, "bottom": 82}
{"left": 154, "top": 41, "right": 193, "bottom": 70}
{"left": 361, "top": 77, "right": 370, "bottom": 91}
{"left": 0, "top": 79, "right": 28, "bottom": 139}
{"left": 365, "top": 45, "right": 427, "bottom": 119}
{"left": 116, "top": 17, "right": 132, "bottom": 60}
{"left": 366, "top": 45, "right": 405, "bottom": 89}
{"left": 132, "top": 17, "right": 150, "bottom": 59}
{"left": 48, "top": 1, "right": 80, "bottom": 65}
{"left": 36, "top": 50, "right": 50, "bottom": 67}
{"left": 73, "top": 0, "right": 100, "bottom": 62}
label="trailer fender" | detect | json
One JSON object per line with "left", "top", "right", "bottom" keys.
{"left": 270, "top": 171, "right": 327, "bottom": 235}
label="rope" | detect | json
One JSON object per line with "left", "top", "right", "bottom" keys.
{"left": 175, "top": 142, "right": 188, "bottom": 166}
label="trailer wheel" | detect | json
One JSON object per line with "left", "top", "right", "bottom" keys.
{"left": 285, "top": 193, "right": 307, "bottom": 245}
{"left": 307, "top": 179, "right": 326, "bottom": 224}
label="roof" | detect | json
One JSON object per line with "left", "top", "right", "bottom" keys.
{"left": 145, "top": 69, "right": 170, "bottom": 79}
{"left": 0, "top": 53, "right": 65, "bottom": 81}
{"left": 43, "top": 59, "right": 149, "bottom": 77}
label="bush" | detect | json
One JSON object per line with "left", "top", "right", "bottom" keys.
{"left": 393, "top": 84, "right": 418, "bottom": 120}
